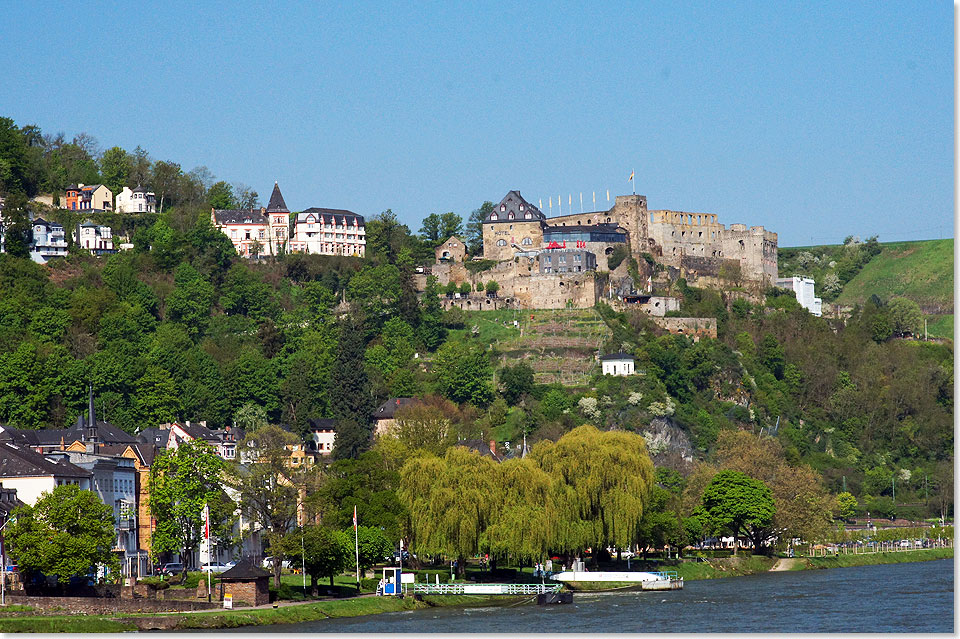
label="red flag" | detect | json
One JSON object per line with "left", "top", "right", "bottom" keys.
{"left": 353, "top": 505, "right": 358, "bottom": 531}
{"left": 204, "top": 503, "right": 210, "bottom": 540}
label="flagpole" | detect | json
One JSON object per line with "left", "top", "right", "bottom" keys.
{"left": 354, "top": 505, "right": 360, "bottom": 591}
{"left": 204, "top": 502, "right": 211, "bottom": 602}
{"left": 632, "top": 168, "right": 636, "bottom": 195}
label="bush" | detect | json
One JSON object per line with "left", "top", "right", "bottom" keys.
{"left": 360, "top": 577, "right": 381, "bottom": 591}
{"left": 465, "top": 259, "right": 496, "bottom": 274}
{"left": 607, "top": 245, "right": 630, "bottom": 271}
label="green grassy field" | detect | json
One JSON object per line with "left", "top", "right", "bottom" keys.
{"left": 836, "top": 238, "right": 953, "bottom": 311}
{"left": 447, "top": 308, "right": 611, "bottom": 385}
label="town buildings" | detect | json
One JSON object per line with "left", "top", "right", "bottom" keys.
{"left": 115, "top": 185, "right": 156, "bottom": 214}
{"left": 289, "top": 208, "right": 366, "bottom": 257}
{"left": 212, "top": 182, "right": 290, "bottom": 258}
{"left": 63, "top": 184, "right": 113, "bottom": 212}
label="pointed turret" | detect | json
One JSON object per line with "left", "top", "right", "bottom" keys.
{"left": 266, "top": 182, "right": 289, "bottom": 212}
{"left": 85, "top": 383, "right": 98, "bottom": 443}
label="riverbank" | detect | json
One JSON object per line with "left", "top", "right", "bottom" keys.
{"left": 0, "top": 548, "right": 951, "bottom": 632}
{"left": 564, "top": 546, "right": 954, "bottom": 590}
{"left": 0, "top": 592, "right": 523, "bottom": 633}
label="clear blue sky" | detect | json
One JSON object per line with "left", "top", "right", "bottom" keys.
{"left": 2, "top": 1, "right": 952, "bottom": 246}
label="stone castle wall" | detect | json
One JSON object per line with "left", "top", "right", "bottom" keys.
{"left": 653, "top": 316, "right": 719, "bottom": 341}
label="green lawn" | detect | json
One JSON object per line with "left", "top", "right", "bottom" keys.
{"left": 836, "top": 238, "right": 953, "bottom": 310}
{"left": 923, "top": 314, "right": 953, "bottom": 339}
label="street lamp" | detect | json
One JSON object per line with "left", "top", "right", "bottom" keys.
{"left": 0, "top": 515, "right": 16, "bottom": 607}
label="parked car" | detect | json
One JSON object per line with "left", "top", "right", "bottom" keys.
{"left": 261, "top": 557, "right": 291, "bottom": 570}
{"left": 159, "top": 562, "right": 184, "bottom": 576}
{"left": 201, "top": 562, "right": 230, "bottom": 573}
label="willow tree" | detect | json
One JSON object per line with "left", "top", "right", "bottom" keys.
{"left": 398, "top": 446, "right": 498, "bottom": 574}
{"left": 482, "top": 456, "right": 556, "bottom": 565}
{"left": 530, "top": 425, "right": 655, "bottom": 559}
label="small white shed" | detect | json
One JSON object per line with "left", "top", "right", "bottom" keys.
{"left": 600, "top": 352, "right": 635, "bottom": 376}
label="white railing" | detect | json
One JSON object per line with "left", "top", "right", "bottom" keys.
{"left": 411, "top": 582, "right": 563, "bottom": 595}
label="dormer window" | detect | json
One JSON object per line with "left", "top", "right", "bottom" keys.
{"left": 519, "top": 204, "right": 524, "bottom": 211}
{"left": 508, "top": 212, "right": 514, "bottom": 220}
{"left": 500, "top": 205, "right": 506, "bottom": 212}
{"left": 490, "top": 213, "right": 498, "bottom": 220}
{"left": 525, "top": 213, "right": 531, "bottom": 219}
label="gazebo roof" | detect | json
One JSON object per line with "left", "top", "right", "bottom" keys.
{"left": 219, "top": 558, "right": 271, "bottom": 580}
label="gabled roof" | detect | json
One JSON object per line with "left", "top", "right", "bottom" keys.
{"left": 220, "top": 558, "right": 271, "bottom": 580}
{"left": 308, "top": 418, "right": 336, "bottom": 432}
{"left": 374, "top": 398, "right": 418, "bottom": 420}
{"left": 137, "top": 427, "right": 170, "bottom": 450}
{"left": 213, "top": 209, "right": 268, "bottom": 226}
{"left": 298, "top": 208, "right": 365, "bottom": 226}
{"left": 266, "top": 182, "right": 289, "bottom": 212}
{"left": 599, "top": 351, "right": 634, "bottom": 361}
{"left": 0, "top": 442, "right": 92, "bottom": 479}
{"left": 172, "top": 422, "right": 220, "bottom": 442}
{"left": 485, "top": 191, "right": 545, "bottom": 223}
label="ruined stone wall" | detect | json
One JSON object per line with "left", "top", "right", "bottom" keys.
{"left": 509, "top": 273, "right": 598, "bottom": 309}
{"left": 720, "top": 225, "right": 778, "bottom": 284}
{"left": 653, "top": 316, "right": 718, "bottom": 341}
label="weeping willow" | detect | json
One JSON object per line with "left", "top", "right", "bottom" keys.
{"left": 531, "top": 425, "right": 654, "bottom": 554}
{"left": 398, "top": 447, "right": 499, "bottom": 568}
{"left": 399, "top": 426, "right": 654, "bottom": 562}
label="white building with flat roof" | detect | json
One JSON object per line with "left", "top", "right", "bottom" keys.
{"left": 776, "top": 276, "right": 822, "bottom": 317}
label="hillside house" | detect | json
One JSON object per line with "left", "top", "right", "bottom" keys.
{"left": 289, "top": 208, "right": 366, "bottom": 257}
{"left": 64, "top": 184, "right": 113, "bottom": 211}
{"left": 212, "top": 182, "right": 290, "bottom": 257}
{"left": 600, "top": 352, "right": 635, "bottom": 376}
{"left": 115, "top": 185, "right": 156, "bottom": 213}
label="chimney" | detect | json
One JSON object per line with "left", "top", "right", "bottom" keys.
{"left": 489, "top": 440, "right": 496, "bottom": 456}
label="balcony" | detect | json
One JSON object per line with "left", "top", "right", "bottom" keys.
{"left": 117, "top": 518, "right": 136, "bottom": 531}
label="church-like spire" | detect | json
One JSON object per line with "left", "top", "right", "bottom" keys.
{"left": 266, "top": 182, "right": 289, "bottom": 212}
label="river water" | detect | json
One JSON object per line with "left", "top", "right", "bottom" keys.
{"left": 225, "top": 559, "right": 953, "bottom": 633}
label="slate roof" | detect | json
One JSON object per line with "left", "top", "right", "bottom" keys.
{"left": 485, "top": 191, "right": 545, "bottom": 223}
{"left": 220, "top": 558, "right": 271, "bottom": 580}
{"left": 0, "top": 485, "right": 23, "bottom": 517}
{"left": 456, "top": 439, "right": 501, "bottom": 461}
{"left": 308, "top": 418, "right": 337, "bottom": 432}
{"left": 137, "top": 427, "right": 170, "bottom": 450}
{"left": 599, "top": 351, "right": 634, "bottom": 361}
{"left": 298, "top": 208, "right": 365, "bottom": 227}
{"left": 266, "top": 182, "right": 289, "bottom": 212}
{"left": 174, "top": 422, "right": 220, "bottom": 442}
{"left": 374, "top": 398, "right": 418, "bottom": 420}
{"left": 0, "top": 442, "right": 92, "bottom": 479}
{"left": 212, "top": 209, "right": 268, "bottom": 226}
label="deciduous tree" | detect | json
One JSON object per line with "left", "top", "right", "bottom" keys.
{"left": 695, "top": 470, "right": 775, "bottom": 555}
{"left": 6, "top": 484, "right": 120, "bottom": 583}
{"left": 149, "top": 441, "right": 230, "bottom": 575}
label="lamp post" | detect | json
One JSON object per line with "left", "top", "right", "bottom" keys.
{"left": 0, "top": 515, "right": 15, "bottom": 607}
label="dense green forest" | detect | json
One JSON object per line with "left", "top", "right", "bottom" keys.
{"left": 0, "top": 115, "right": 953, "bottom": 546}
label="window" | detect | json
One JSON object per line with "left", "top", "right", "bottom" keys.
{"left": 259, "top": 230, "right": 265, "bottom": 239}
{"left": 490, "top": 213, "right": 498, "bottom": 220}
{"left": 508, "top": 212, "right": 514, "bottom": 220}
{"left": 496, "top": 239, "right": 507, "bottom": 246}
{"left": 522, "top": 237, "right": 532, "bottom": 245}
{"left": 519, "top": 204, "right": 524, "bottom": 211}
{"left": 545, "top": 256, "right": 551, "bottom": 263}
{"left": 500, "top": 205, "right": 505, "bottom": 212}
{"left": 525, "top": 212, "right": 531, "bottom": 219}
